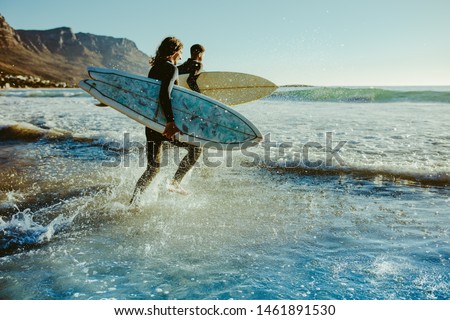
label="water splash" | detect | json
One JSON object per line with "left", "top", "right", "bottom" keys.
{"left": 0, "top": 209, "right": 77, "bottom": 255}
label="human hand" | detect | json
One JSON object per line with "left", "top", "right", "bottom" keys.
{"left": 162, "top": 121, "right": 181, "bottom": 140}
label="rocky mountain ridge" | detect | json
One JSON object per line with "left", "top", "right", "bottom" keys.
{"left": 0, "top": 15, "right": 150, "bottom": 88}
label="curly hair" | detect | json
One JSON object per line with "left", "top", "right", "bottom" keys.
{"left": 149, "top": 37, "right": 184, "bottom": 66}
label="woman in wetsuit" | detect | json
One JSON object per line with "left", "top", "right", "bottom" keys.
{"left": 130, "top": 37, "right": 201, "bottom": 203}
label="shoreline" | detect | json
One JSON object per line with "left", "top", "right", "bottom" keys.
{"left": 0, "top": 73, "right": 75, "bottom": 89}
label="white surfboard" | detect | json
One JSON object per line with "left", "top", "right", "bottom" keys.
{"left": 79, "top": 67, "right": 262, "bottom": 149}
{"left": 178, "top": 71, "right": 277, "bottom": 106}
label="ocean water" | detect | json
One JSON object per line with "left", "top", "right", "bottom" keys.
{"left": 0, "top": 86, "right": 449, "bottom": 299}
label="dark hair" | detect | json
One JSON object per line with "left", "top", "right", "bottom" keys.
{"left": 190, "top": 44, "right": 205, "bottom": 56}
{"left": 150, "top": 37, "right": 184, "bottom": 66}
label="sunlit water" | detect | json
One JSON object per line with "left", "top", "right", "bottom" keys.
{"left": 0, "top": 87, "right": 449, "bottom": 299}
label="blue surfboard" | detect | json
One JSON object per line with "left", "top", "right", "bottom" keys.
{"left": 79, "top": 67, "right": 262, "bottom": 149}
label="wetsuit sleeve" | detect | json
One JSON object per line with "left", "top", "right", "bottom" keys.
{"left": 178, "top": 59, "right": 202, "bottom": 93}
{"left": 187, "top": 61, "right": 202, "bottom": 93}
{"left": 159, "top": 64, "right": 178, "bottom": 123}
{"left": 177, "top": 61, "right": 189, "bottom": 75}
{"left": 187, "top": 71, "right": 201, "bottom": 93}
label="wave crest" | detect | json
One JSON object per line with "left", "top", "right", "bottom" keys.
{"left": 0, "top": 121, "right": 94, "bottom": 143}
{"left": 257, "top": 161, "right": 449, "bottom": 188}
{"left": 270, "top": 87, "right": 450, "bottom": 104}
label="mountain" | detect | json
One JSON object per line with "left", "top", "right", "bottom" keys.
{"left": 0, "top": 15, "right": 150, "bottom": 87}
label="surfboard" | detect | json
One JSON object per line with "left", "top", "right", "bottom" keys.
{"left": 178, "top": 72, "right": 277, "bottom": 106}
{"left": 79, "top": 67, "right": 262, "bottom": 149}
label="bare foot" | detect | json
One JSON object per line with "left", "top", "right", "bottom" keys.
{"left": 167, "top": 182, "right": 191, "bottom": 195}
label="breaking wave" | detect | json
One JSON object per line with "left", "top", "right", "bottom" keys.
{"left": 269, "top": 87, "right": 450, "bottom": 104}
{"left": 0, "top": 121, "right": 95, "bottom": 143}
{"left": 256, "top": 161, "right": 450, "bottom": 188}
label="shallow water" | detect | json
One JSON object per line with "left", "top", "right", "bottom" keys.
{"left": 0, "top": 88, "right": 449, "bottom": 299}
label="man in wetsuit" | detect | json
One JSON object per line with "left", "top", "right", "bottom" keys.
{"left": 177, "top": 44, "right": 205, "bottom": 93}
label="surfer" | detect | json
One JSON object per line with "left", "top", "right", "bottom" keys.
{"left": 177, "top": 44, "right": 205, "bottom": 93}
{"left": 130, "top": 37, "right": 202, "bottom": 203}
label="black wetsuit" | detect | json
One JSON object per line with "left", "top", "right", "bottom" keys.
{"left": 131, "top": 60, "right": 201, "bottom": 198}
{"left": 177, "top": 58, "right": 202, "bottom": 93}
{"left": 148, "top": 60, "right": 178, "bottom": 122}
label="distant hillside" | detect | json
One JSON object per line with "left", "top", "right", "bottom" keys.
{"left": 0, "top": 14, "right": 150, "bottom": 88}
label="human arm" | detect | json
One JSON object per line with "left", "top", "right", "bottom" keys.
{"left": 162, "top": 121, "right": 180, "bottom": 140}
{"left": 159, "top": 64, "right": 181, "bottom": 139}
{"left": 187, "top": 73, "right": 201, "bottom": 93}
{"left": 178, "top": 59, "right": 202, "bottom": 93}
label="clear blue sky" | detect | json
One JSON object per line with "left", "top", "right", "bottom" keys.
{"left": 1, "top": 0, "right": 450, "bottom": 86}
